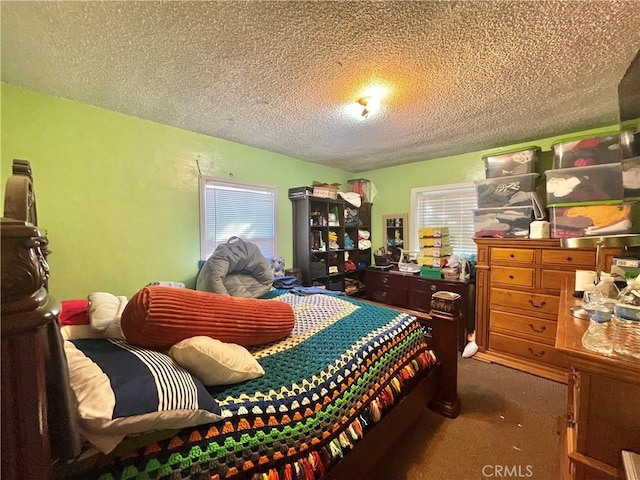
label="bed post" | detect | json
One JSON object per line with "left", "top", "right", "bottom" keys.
{"left": 422, "top": 292, "right": 462, "bottom": 418}
{"left": 1, "top": 160, "right": 57, "bottom": 480}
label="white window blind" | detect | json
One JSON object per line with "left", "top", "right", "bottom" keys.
{"left": 200, "top": 177, "right": 277, "bottom": 260}
{"left": 411, "top": 183, "right": 477, "bottom": 256}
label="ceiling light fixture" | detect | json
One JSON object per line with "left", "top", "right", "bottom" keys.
{"left": 358, "top": 97, "right": 371, "bottom": 117}
{"left": 357, "top": 96, "right": 381, "bottom": 118}
{"left": 346, "top": 84, "right": 388, "bottom": 120}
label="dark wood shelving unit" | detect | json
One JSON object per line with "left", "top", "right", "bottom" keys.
{"left": 290, "top": 192, "right": 371, "bottom": 295}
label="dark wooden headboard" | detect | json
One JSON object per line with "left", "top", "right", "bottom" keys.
{"left": 1, "top": 160, "right": 80, "bottom": 480}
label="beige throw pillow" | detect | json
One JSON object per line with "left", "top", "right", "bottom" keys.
{"left": 169, "top": 336, "right": 265, "bottom": 386}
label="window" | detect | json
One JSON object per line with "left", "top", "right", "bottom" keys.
{"left": 200, "top": 177, "right": 277, "bottom": 260}
{"left": 410, "top": 183, "right": 477, "bottom": 256}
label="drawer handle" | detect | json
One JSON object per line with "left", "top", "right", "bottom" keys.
{"left": 566, "top": 256, "right": 573, "bottom": 261}
{"left": 528, "top": 324, "right": 546, "bottom": 333}
{"left": 528, "top": 299, "right": 546, "bottom": 309}
{"left": 382, "top": 277, "right": 389, "bottom": 284}
{"left": 528, "top": 347, "right": 546, "bottom": 358}
{"left": 509, "top": 253, "right": 515, "bottom": 258}
{"left": 430, "top": 285, "right": 437, "bottom": 291}
{"left": 382, "top": 291, "right": 388, "bottom": 297}
{"left": 509, "top": 275, "right": 514, "bottom": 280}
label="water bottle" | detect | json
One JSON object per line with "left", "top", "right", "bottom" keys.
{"left": 612, "top": 275, "right": 640, "bottom": 359}
{"left": 581, "top": 273, "right": 620, "bottom": 355}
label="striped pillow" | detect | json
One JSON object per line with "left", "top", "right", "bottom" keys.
{"left": 64, "top": 338, "right": 222, "bottom": 453}
{"left": 121, "top": 286, "right": 295, "bottom": 350}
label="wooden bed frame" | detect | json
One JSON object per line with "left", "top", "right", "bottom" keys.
{"left": 1, "top": 160, "right": 460, "bottom": 480}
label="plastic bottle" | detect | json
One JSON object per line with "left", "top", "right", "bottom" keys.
{"left": 581, "top": 273, "right": 620, "bottom": 355}
{"left": 612, "top": 275, "right": 640, "bottom": 359}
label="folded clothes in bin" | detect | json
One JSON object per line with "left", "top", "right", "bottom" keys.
{"left": 483, "top": 147, "right": 540, "bottom": 178}
{"left": 549, "top": 203, "right": 637, "bottom": 238}
{"left": 474, "top": 206, "right": 533, "bottom": 238}
{"left": 475, "top": 173, "right": 539, "bottom": 208}
{"left": 552, "top": 131, "right": 637, "bottom": 168}
{"left": 545, "top": 163, "right": 624, "bottom": 206}
{"left": 623, "top": 157, "right": 640, "bottom": 199}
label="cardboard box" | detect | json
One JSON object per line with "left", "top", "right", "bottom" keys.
{"left": 418, "top": 227, "right": 450, "bottom": 238}
{"left": 312, "top": 181, "right": 340, "bottom": 199}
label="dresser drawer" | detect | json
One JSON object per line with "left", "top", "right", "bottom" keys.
{"left": 491, "top": 247, "right": 535, "bottom": 264}
{"left": 408, "top": 289, "right": 432, "bottom": 313}
{"left": 491, "top": 266, "right": 535, "bottom": 288}
{"left": 490, "top": 287, "right": 560, "bottom": 318}
{"left": 367, "top": 287, "right": 408, "bottom": 307}
{"left": 366, "top": 271, "right": 411, "bottom": 291}
{"left": 541, "top": 249, "right": 595, "bottom": 267}
{"left": 540, "top": 269, "right": 576, "bottom": 293}
{"left": 490, "top": 310, "right": 557, "bottom": 345}
{"left": 490, "top": 333, "right": 568, "bottom": 368}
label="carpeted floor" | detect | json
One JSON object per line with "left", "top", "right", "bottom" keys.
{"left": 368, "top": 357, "right": 566, "bottom": 480}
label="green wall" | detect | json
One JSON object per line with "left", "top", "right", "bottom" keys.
{"left": 1, "top": 83, "right": 348, "bottom": 299}
{"left": 2, "top": 83, "right": 626, "bottom": 300}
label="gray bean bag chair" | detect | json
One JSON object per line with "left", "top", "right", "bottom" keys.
{"left": 196, "top": 237, "right": 274, "bottom": 298}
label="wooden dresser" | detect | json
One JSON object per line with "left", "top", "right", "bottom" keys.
{"left": 474, "top": 238, "right": 618, "bottom": 382}
{"left": 366, "top": 267, "right": 475, "bottom": 350}
{"left": 556, "top": 283, "right": 640, "bottom": 480}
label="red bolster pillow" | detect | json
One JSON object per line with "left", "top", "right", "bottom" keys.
{"left": 121, "top": 286, "right": 295, "bottom": 350}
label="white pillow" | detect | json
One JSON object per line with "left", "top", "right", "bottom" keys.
{"left": 169, "top": 336, "right": 265, "bottom": 386}
{"left": 88, "top": 292, "right": 128, "bottom": 330}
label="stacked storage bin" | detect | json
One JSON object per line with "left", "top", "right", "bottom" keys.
{"left": 473, "top": 147, "right": 542, "bottom": 238}
{"left": 546, "top": 131, "right": 639, "bottom": 238}
{"left": 416, "top": 227, "right": 452, "bottom": 276}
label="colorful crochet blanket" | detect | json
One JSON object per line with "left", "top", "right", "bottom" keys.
{"left": 66, "top": 291, "right": 436, "bottom": 480}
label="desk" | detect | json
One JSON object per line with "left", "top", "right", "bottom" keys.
{"left": 556, "top": 282, "right": 640, "bottom": 479}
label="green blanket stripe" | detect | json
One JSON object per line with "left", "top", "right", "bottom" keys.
{"left": 210, "top": 294, "right": 411, "bottom": 397}
{"left": 102, "top": 328, "right": 428, "bottom": 479}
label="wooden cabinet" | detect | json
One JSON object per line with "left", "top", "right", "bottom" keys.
{"left": 290, "top": 193, "right": 371, "bottom": 295}
{"left": 556, "top": 285, "right": 640, "bottom": 480}
{"left": 474, "top": 238, "right": 619, "bottom": 382}
{"left": 366, "top": 268, "right": 475, "bottom": 350}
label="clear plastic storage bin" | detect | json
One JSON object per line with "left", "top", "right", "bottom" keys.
{"left": 473, "top": 206, "right": 533, "bottom": 238}
{"left": 623, "top": 156, "right": 640, "bottom": 199}
{"left": 545, "top": 163, "right": 624, "bottom": 206}
{"left": 552, "top": 131, "right": 637, "bottom": 169}
{"left": 483, "top": 147, "right": 540, "bottom": 178}
{"left": 549, "top": 202, "right": 637, "bottom": 238}
{"left": 475, "top": 173, "right": 539, "bottom": 208}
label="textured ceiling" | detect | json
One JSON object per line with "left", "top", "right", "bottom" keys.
{"left": 2, "top": 1, "right": 640, "bottom": 173}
